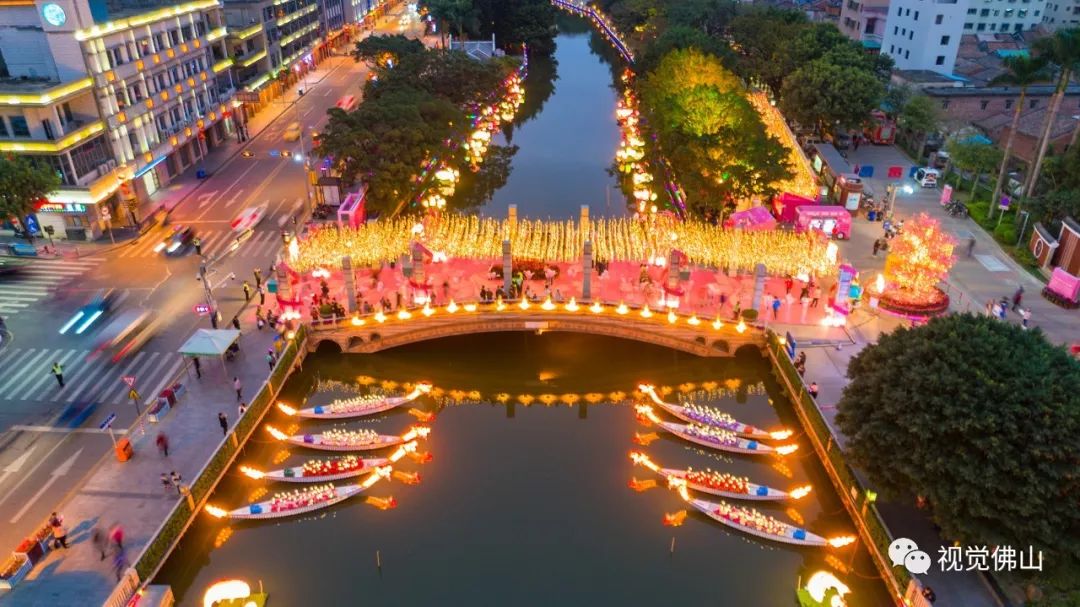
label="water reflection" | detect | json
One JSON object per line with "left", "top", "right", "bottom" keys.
{"left": 156, "top": 334, "right": 889, "bottom": 606}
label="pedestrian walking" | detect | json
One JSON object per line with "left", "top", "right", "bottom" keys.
{"left": 238, "top": 402, "right": 248, "bottom": 417}
{"left": 170, "top": 471, "right": 183, "bottom": 494}
{"left": 193, "top": 236, "right": 202, "bottom": 256}
{"left": 219, "top": 411, "right": 228, "bottom": 435}
{"left": 810, "top": 285, "right": 821, "bottom": 308}
{"left": 966, "top": 236, "right": 976, "bottom": 258}
{"left": 1012, "top": 285, "right": 1024, "bottom": 311}
{"left": 1021, "top": 308, "right": 1031, "bottom": 329}
{"left": 242, "top": 281, "right": 252, "bottom": 302}
{"left": 266, "top": 351, "right": 275, "bottom": 370}
{"left": 231, "top": 316, "right": 241, "bottom": 331}
{"left": 91, "top": 527, "right": 108, "bottom": 561}
{"left": 253, "top": 268, "right": 262, "bottom": 289}
{"left": 233, "top": 377, "right": 242, "bottom": 401}
{"left": 52, "top": 361, "right": 65, "bottom": 388}
{"left": 258, "top": 285, "right": 265, "bottom": 306}
{"left": 852, "top": 135, "right": 861, "bottom": 151}
{"left": 49, "top": 512, "right": 68, "bottom": 549}
{"left": 155, "top": 432, "right": 169, "bottom": 457}
{"left": 807, "top": 382, "right": 819, "bottom": 399}
{"left": 192, "top": 356, "right": 201, "bottom": 379}
{"left": 161, "top": 472, "right": 171, "bottom": 493}
{"left": 771, "top": 295, "right": 781, "bottom": 320}
{"left": 872, "top": 239, "right": 881, "bottom": 257}
{"left": 109, "top": 524, "right": 124, "bottom": 550}
{"left": 113, "top": 548, "right": 127, "bottom": 582}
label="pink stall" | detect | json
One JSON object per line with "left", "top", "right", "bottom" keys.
{"left": 795, "top": 205, "right": 852, "bottom": 239}
{"left": 773, "top": 193, "right": 818, "bottom": 224}
{"left": 724, "top": 206, "right": 778, "bottom": 231}
{"left": 337, "top": 186, "right": 368, "bottom": 229}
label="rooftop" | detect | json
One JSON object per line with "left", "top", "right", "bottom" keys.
{"left": 0, "top": 76, "right": 61, "bottom": 93}
{"left": 976, "top": 107, "right": 1080, "bottom": 139}
{"left": 893, "top": 69, "right": 963, "bottom": 84}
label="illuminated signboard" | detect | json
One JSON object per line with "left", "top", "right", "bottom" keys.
{"left": 38, "top": 203, "right": 87, "bottom": 214}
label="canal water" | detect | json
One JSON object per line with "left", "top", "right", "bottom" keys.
{"left": 480, "top": 25, "right": 628, "bottom": 219}
{"left": 156, "top": 336, "right": 889, "bottom": 606}
{"left": 154, "top": 21, "right": 889, "bottom": 606}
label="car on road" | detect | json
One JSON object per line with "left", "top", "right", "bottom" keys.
{"left": 0, "top": 261, "right": 27, "bottom": 279}
{"left": 153, "top": 225, "right": 196, "bottom": 256}
{"left": 111, "top": 317, "right": 162, "bottom": 363}
{"left": 89, "top": 309, "right": 150, "bottom": 360}
{"left": 231, "top": 205, "right": 267, "bottom": 233}
{"left": 59, "top": 289, "right": 116, "bottom": 335}
{"left": 914, "top": 167, "right": 940, "bottom": 188}
{"left": 336, "top": 95, "right": 358, "bottom": 112}
{"left": 284, "top": 122, "right": 302, "bottom": 142}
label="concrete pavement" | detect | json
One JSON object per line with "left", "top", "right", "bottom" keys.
{"left": 0, "top": 305, "right": 277, "bottom": 607}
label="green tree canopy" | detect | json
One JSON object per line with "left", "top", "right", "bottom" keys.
{"left": 779, "top": 56, "right": 884, "bottom": 131}
{"left": 897, "top": 93, "right": 941, "bottom": 160}
{"left": 423, "top": 0, "right": 476, "bottom": 40}
{"left": 352, "top": 34, "right": 425, "bottom": 67}
{"left": 835, "top": 314, "right": 1080, "bottom": 579}
{"left": 945, "top": 139, "right": 1003, "bottom": 192}
{"left": 665, "top": 0, "right": 737, "bottom": 36}
{"left": 637, "top": 25, "right": 734, "bottom": 74}
{"left": 366, "top": 48, "right": 511, "bottom": 108}
{"left": 0, "top": 155, "right": 60, "bottom": 221}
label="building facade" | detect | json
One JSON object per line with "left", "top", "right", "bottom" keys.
{"left": 962, "top": 0, "right": 1049, "bottom": 32}
{"left": 223, "top": 0, "right": 323, "bottom": 97}
{"left": 838, "top": 0, "right": 890, "bottom": 50}
{"left": 1042, "top": 0, "right": 1080, "bottom": 28}
{"left": 880, "top": 0, "right": 969, "bottom": 74}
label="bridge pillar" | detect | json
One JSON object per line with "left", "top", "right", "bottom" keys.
{"left": 342, "top": 256, "right": 357, "bottom": 314}
{"left": 502, "top": 239, "right": 512, "bottom": 296}
{"left": 582, "top": 240, "right": 593, "bottom": 301}
{"left": 508, "top": 204, "right": 517, "bottom": 234}
{"left": 412, "top": 243, "right": 427, "bottom": 304}
{"left": 580, "top": 205, "right": 589, "bottom": 238}
{"left": 751, "top": 263, "right": 766, "bottom": 312}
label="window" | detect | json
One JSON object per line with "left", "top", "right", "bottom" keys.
{"left": 894, "top": 25, "right": 899, "bottom": 34}
{"left": 941, "top": 35, "right": 951, "bottom": 44}
{"left": 965, "top": 22, "right": 974, "bottom": 28}
{"left": 909, "top": 31, "right": 914, "bottom": 39}
{"left": 977, "top": 22, "right": 986, "bottom": 29}
{"left": 1019, "top": 8, "right": 1027, "bottom": 15}
{"left": 905, "top": 49, "right": 910, "bottom": 59}
{"left": 69, "top": 135, "right": 112, "bottom": 179}
{"left": 968, "top": 7, "right": 977, "bottom": 13}
{"left": 906, "top": 8, "right": 911, "bottom": 15}
{"left": 61, "top": 102, "right": 73, "bottom": 123}
{"left": 1001, "top": 21, "right": 1010, "bottom": 28}
{"left": 1030, "top": 99, "right": 1039, "bottom": 108}
{"left": 941, "top": 100, "right": 951, "bottom": 109}
{"left": 42, "top": 120, "right": 55, "bottom": 140}
{"left": 936, "top": 55, "right": 946, "bottom": 65}
{"left": 9, "top": 116, "right": 29, "bottom": 137}
{"left": 1015, "top": 23, "right": 1023, "bottom": 30}
{"left": 1004, "top": 8, "right": 1014, "bottom": 14}
{"left": 136, "top": 38, "right": 151, "bottom": 57}
{"left": 181, "top": 25, "right": 193, "bottom": 40}
{"left": 169, "top": 29, "right": 180, "bottom": 45}
{"left": 890, "top": 45, "right": 895, "bottom": 53}
{"left": 914, "top": 10, "right": 920, "bottom": 19}
{"left": 1005, "top": 98, "right": 1014, "bottom": 109}
{"left": 993, "top": 9, "right": 1000, "bottom": 15}
{"left": 937, "top": 13, "right": 945, "bottom": 22}
{"left": 109, "top": 46, "right": 126, "bottom": 67}
{"left": 981, "top": 8, "right": 990, "bottom": 15}
{"left": 990, "top": 23, "right": 997, "bottom": 29}
{"left": 980, "top": 99, "right": 990, "bottom": 109}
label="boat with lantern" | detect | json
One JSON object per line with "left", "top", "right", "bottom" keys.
{"left": 657, "top": 421, "right": 792, "bottom": 455}
{"left": 688, "top": 498, "right": 829, "bottom": 547}
{"left": 288, "top": 384, "right": 431, "bottom": 420}
{"left": 264, "top": 456, "right": 390, "bottom": 483}
{"left": 660, "top": 468, "right": 796, "bottom": 501}
{"left": 227, "top": 484, "right": 365, "bottom": 520}
{"left": 639, "top": 384, "right": 789, "bottom": 441}
{"left": 286, "top": 428, "right": 404, "bottom": 452}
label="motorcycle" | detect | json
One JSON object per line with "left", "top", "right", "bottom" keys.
{"left": 945, "top": 200, "right": 968, "bottom": 218}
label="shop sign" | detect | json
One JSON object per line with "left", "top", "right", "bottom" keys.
{"left": 38, "top": 202, "right": 87, "bottom": 214}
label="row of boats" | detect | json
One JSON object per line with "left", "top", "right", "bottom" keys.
{"left": 206, "top": 385, "right": 435, "bottom": 521}
{"left": 633, "top": 385, "right": 853, "bottom": 549}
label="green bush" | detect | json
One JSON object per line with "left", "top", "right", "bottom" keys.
{"left": 134, "top": 501, "right": 192, "bottom": 579}
{"left": 965, "top": 199, "right": 990, "bottom": 222}
{"left": 741, "top": 309, "right": 759, "bottom": 322}
{"left": 994, "top": 222, "right": 1017, "bottom": 244}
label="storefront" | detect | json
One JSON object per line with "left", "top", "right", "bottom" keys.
{"left": 33, "top": 196, "right": 116, "bottom": 241}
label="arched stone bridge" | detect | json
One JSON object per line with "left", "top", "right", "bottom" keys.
{"left": 307, "top": 302, "right": 764, "bottom": 357}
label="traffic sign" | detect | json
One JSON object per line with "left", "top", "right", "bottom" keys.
{"left": 122, "top": 376, "right": 136, "bottom": 388}
{"left": 99, "top": 412, "right": 117, "bottom": 430}
{"left": 194, "top": 303, "right": 211, "bottom": 316}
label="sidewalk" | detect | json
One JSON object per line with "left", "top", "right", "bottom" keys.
{"left": 1, "top": 305, "right": 276, "bottom": 607}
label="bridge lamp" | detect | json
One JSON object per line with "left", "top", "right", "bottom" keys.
{"left": 589, "top": 301, "right": 604, "bottom": 314}
{"left": 616, "top": 302, "right": 629, "bottom": 315}
{"left": 667, "top": 310, "right": 677, "bottom": 324}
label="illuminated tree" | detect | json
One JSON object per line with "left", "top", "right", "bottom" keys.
{"left": 883, "top": 213, "right": 955, "bottom": 307}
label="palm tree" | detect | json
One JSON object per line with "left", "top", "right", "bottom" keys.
{"left": 987, "top": 55, "right": 1049, "bottom": 219}
{"left": 1024, "top": 28, "right": 1080, "bottom": 202}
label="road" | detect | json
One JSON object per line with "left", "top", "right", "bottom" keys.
{"left": 0, "top": 5, "right": 427, "bottom": 551}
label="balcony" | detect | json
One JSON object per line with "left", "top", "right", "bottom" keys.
{"left": 237, "top": 49, "right": 268, "bottom": 69}
{"left": 97, "top": 26, "right": 229, "bottom": 83}
{"left": 0, "top": 120, "right": 105, "bottom": 153}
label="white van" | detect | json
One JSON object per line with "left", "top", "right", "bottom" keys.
{"left": 914, "top": 167, "right": 940, "bottom": 188}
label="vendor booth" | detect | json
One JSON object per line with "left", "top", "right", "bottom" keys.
{"left": 795, "top": 205, "right": 852, "bottom": 239}
{"left": 724, "top": 206, "right": 777, "bottom": 231}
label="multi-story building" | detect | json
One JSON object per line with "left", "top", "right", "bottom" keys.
{"left": 962, "top": 0, "right": 1049, "bottom": 32}
{"left": 1042, "top": 0, "right": 1080, "bottom": 28}
{"left": 880, "top": 0, "right": 969, "bottom": 74}
{"left": 838, "top": 0, "right": 891, "bottom": 51}
{"left": 0, "top": 0, "right": 237, "bottom": 240}
{"left": 223, "top": 0, "right": 323, "bottom": 102}
{"left": 75, "top": 0, "right": 238, "bottom": 205}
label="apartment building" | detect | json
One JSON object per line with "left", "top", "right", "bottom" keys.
{"left": 1043, "top": 0, "right": 1080, "bottom": 28}
{"left": 838, "top": 0, "right": 891, "bottom": 50}
{"left": 880, "top": 0, "right": 970, "bottom": 74}
{"left": 962, "top": 0, "right": 1049, "bottom": 32}
{"left": 224, "top": 0, "right": 324, "bottom": 97}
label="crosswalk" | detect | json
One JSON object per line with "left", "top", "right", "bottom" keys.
{"left": 0, "top": 258, "right": 104, "bottom": 319}
{"left": 116, "top": 228, "right": 284, "bottom": 260}
{"left": 0, "top": 346, "right": 186, "bottom": 406}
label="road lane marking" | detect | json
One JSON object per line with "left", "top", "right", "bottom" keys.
{"left": 10, "top": 448, "right": 83, "bottom": 523}
{"left": 9, "top": 426, "right": 128, "bottom": 435}
{"left": 0, "top": 349, "right": 47, "bottom": 396}
{"left": 0, "top": 446, "right": 37, "bottom": 488}
{"left": 14, "top": 349, "right": 79, "bottom": 401}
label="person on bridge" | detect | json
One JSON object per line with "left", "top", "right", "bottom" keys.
{"left": 219, "top": 411, "right": 229, "bottom": 435}
{"left": 51, "top": 361, "right": 65, "bottom": 388}
{"left": 233, "top": 378, "right": 242, "bottom": 401}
